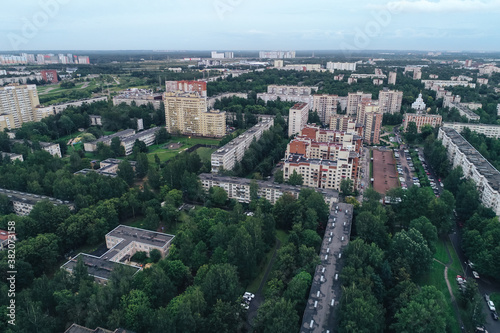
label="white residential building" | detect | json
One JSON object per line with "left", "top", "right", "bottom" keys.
{"left": 120, "top": 127, "right": 160, "bottom": 156}
{"left": 288, "top": 103, "right": 309, "bottom": 137}
{"left": 313, "top": 94, "right": 338, "bottom": 125}
{"left": 0, "top": 188, "right": 73, "bottom": 216}
{"left": 346, "top": 92, "right": 372, "bottom": 116}
{"left": 326, "top": 62, "right": 357, "bottom": 71}
{"left": 439, "top": 127, "right": 500, "bottom": 216}
{"left": 442, "top": 123, "right": 500, "bottom": 139}
{"left": 211, "top": 118, "right": 274, "bottom": 173}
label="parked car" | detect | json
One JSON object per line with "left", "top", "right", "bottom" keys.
{"left": 244, "top": 292, "right": 255, "bottom": 300}
{"left": 484, "top": 294, "right": 490, "bottom": 302}
{"left": 472, "top": 271, "right": 480, "bottom": 279}
{"left": 492, "top": 312, "right": 499, "bottom": 321}
{"left": 488, "top": 300, "right": 496, "bottom": 312}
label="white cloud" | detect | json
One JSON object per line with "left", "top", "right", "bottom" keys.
{"left": 375, "top": 0, "right": 500, "bottom": 13}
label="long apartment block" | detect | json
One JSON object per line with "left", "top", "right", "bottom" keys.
{"left": 0, "top": 188, "right": 74, "bottom": 216}
{"left": 211, "top": 118, "right": 274, "bottom": 173}
{"left": 442, "top": 122, "right": 500, "bottom": 139}
{"left": 199, "top": 173, "right": 338, "bottom": 207}
{"left": 438, "top": 127, "right": 500, "bottom": 215}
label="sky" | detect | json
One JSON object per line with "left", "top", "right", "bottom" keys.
{"left": 0, "top": 0, "right": 499, "bottom": 52}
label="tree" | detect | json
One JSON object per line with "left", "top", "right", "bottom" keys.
{"left": 69, "top": 151, "right": 83, "bottom": 173}
{"left": 355, "top": 211, "right": 390, "bottom": 249}
{"left": 284, "top": 271, "right": 312, "bottom": 314}
{"left": 0, "top": 193, "right": 12, "bottom": 214}
{"left": 199, "top": 263, "right": 240, "bottom": 307}
{"left": 120, "top": 289, "right": 153, "bottom": 332}
{"left": 144, "top": 207, "right": 160, "bottom": 231}
{"left": 274, "top": 169, "right": 284, "bottom": 183}
{"left": 155, "top": 127, "right": 170, "bottom": 144}
{"left": 405, "top": 121, "right": 418, "bottom": 144}
{"left": 136, "top": 152, "right": 149, "bottom": 178}
{"left": 110, "top": 137, "right": 125, "bottom": 157}
{"left": 209, "top": 187, "right": 228, "bottom": 207}
{"left": 409, "top": 216, "right": 438, "bottom": 253}
{"left": 340, "top": 178, "right": 354, "bottom": 197}
{"left": 390, "top": 228, "right": 433, "bottom": 279}
{"left": 287, "top": 170, "right": 303, "bottom": 186}
{"left": 117, "top": 160, "right": 135, "bottom": 186}
{"left": 254, "top": 297, "right": 300, "bottom": 333}
{"left": 149, "top": 249, "right": 162, "bottom": 263}
{"left": 391, "top": 286, "right": 447, "bottom": 333}
{"left": 147, "top": 167, "right": 161, "bottom": 190}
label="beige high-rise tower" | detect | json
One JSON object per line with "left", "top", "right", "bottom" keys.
{"left": 0, "top": 84, "right": 41, "bottom": 130}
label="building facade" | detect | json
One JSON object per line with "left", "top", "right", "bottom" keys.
{"left": 199, "top": 173, "right": 338, "bottom": 207}
{"left": 403, "top": 113, "right": 442, "bottom": 132}
{"left": 211, "top": 118, "right": 274, "bottom": 173}
{"left": 0, "top": 84, "right": 41, "bottom": 130}
{"left": 378, "top": 89, "right": 403, "bottom": 114}
{"left": 326, "top": 62, "right": 357, "bottom": 71}
{"left": 0, "top": 188, "right": 73, "bottom": 216}
{"left": 442, "top": 123, "right": 500, "bottom": 139}
{"left": 288, "top": 103, "right": 309, "bottom": 137}
{"left": 439, "top": 128, "right": 500, "bottom": 216}
{"left": 346, "top": 92, "right": 372, "bottom": 116}
{"left": 388, "top": 71, "right": 397, "bottom": 85}
{"left": 313, "top": 94, "right": 338, "bottom": 125}
{"left": 84, "top": 129, "right": 136, "bottom": 152}
{"left": 121, "top": 127, "right": 160, "bottom": 156}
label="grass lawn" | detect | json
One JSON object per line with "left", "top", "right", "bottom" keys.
{"left": 446, "top": 241, "right": 464, "bottom": 275}
{"left": 196, "top": 147, "right": 217, "bottom": 162}
{"left": 434, "top": 239, "right": 450, "bottom": 264}
{"left": 491, "top": 293, "right": 500, "bottom": 309}
{"left": 247, "top": 246, "right": 276, "bottom": 294}
{"left": 170, "top": 135, "right": 221, "bottom": 147}
{"left": 147, "top": 144, "right": 186, "bottom": 165}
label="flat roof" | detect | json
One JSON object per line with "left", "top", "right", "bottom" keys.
{"left": 0, "top": 187, "right": 72, "bottom": 207}
{"left": 107, "top": 225, "right": 174, "bottom": 249}
{"left": 88, "top": 129, "right": 136, "bottom": 145}
{"left": 10, "top": 139, "right": 58, "bottom": 148}
{"left": 62, "top": 253, "right": 141, "bottom": 282}
{"left": 441, "top": 127, "right": 500, "bottom": 191}
{"left": 121, "top": 127, "right": 160, "bottom": 144}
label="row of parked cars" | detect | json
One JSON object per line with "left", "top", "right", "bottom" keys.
{"left": 241, "top": 292, "right": 255, "bottom": 310}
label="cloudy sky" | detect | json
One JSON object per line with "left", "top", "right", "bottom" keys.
{"left": 0, "top": 0, "right": 499, "bottom": 51}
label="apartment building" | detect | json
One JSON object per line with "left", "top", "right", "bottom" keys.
{"left": 282, "top": 64, "right": 324, "bottom": 72}
{"left": 283, "top": 151, "right": 360, "bottom": 191}
{"left": 40, "top": 70, "right": 58, "bottom": 83}
{"left": 199, "top": 173, "right": 338, "bottom": 207}
{"left": 288, "top": 103, "right": 309, "bottom": 137}
{"left": 438, "top": 127, "right": 500, "bottom": 216}
{"left": 200, "top": 109, "right": 226, "bottom": 138}
{"left": 346, "top": 92, "right": 372, "bottom": 116}
{"left": 259, "top": 51, "right": 296, "bottom": 59}
{"left": 364, "top": 111, "right": 383, "bottom": 145}
{"left": 0, "top": 188, "right": 73, "bottom": 216}
{"left": 422, "top": 80, "right": 476, "bottom": 89}
{"left": 477, "top": 78, "right": 489, "bottom": 85}
{"left": 388, "top": 71, "right": 397, "bottom": 85}
{"left": 10, "top": 139, "right": 62, "bottom": 158}
{"left": 300, "top": 124, "right": 363, "bottom": 145}
{"left": 1, "top": 152, "right": 24, "bottom": 162}
{"left": 257, "top": 85, "right": 317, "bottom": 105}
{"left": 84, "top": 129, "right": 136, "bottom": 152}
{"left": 403, "top": 113, "right": 442, "bottom": 132}
{"left": 326, "top": 62, "right": 357, "bottom": 71}
{"left": 443, "top": 92, "right": 461, "bottom": 108}
{"left": 211, "top": 118, "right": 274, "bottom": 173}
{"left": 329, "top": 115, "right": 355, "bottom": 132}
{"left": 313, "top": 94, "right": 338, "bottom": 125}
{"left": 165, "top": 80, "right": 208, "bottom": 97}
{"left": 0, "top": 84, "right": 42, "bottom": 130}
{"left": 378, "top": 89, "right": 403, "bottom": 114}
{"left": 442, "top": 123, "right": 500, "bottom": 139}
{"left": 51, "top": 97, "right": 108, "bottom": 114}
{"left": 121, "top": 127, "right": 160, "bottom": 155}
{"left": 449, "top": 103, "right": 480, "bottom": 121}
{"left": 113, "top": 89, "right": 163, "bottom": 110}
{"left": 62, "top": 225, "right": 174, "bottom": 283}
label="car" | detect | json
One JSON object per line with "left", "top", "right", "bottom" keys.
{"left": 473, "top": 271, "right": 480, "bottom": 279}
{"left": 484, "top": 294, "right": 490, "bottom": 302}
{"left": 492, "top": 312, "right": 499, "bottom": 320}
{"left": 476, "top": 326, "right": 489, "bottom": 333}
{"left": 426, "top": 172, "right": 430, "bottom": 175}
{"left": 241, "top": 302, "right": 249, "bottom": 310}
{"left": 488, "top": 300, "right": 496, "bottom": 312}
{"left": 244, "top": 292, "right": 255, "bottom": 300}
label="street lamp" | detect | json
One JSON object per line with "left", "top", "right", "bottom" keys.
{"left": 464, "top": 261, "right": 469, "bottom": 277}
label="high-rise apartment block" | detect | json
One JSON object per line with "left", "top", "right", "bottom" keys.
{"left": 330, "top": 115, "right": 356, "bottom": 132}
{"left": 0, "top": 84, "right": 45, "bottom": 130}
{"left": 164, "top": 91, "right": 225, "bottom": 137}
{"left": 288, "top": 103, "right": 309, "bottom": 137}
{"left": 356, "top": 102, "right": 383, "bottom": 145}
{"left": 378, "top": 89, "right": 403, "bottom": 114}
{"left": 388, "top": 71, "right": 397, "bottom": 85}
{"left": 346, "top": 92, "right": 372, "bottom": 116}
{"left": 165, "top": 80, "right": 207, "bottom": 97}
{"left": 313, "top": 94, "right": 338, "bottom": 125}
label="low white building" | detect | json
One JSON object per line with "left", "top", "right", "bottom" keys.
{"left": 120, "top": 127, "right": 160, "bottom": 155}
{"left": 0, "top": 188, "right": 73, "bottom": 216}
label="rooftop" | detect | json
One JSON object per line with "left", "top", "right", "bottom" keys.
{"left": 0, "top": 229, "right": 14, "bottom": 241}
{"left": 291, "top": 102, "right": 309, "bottom": 110}
{"left": 87, "top": 129, "right": 136, "bottom": 145}
{"left": 441, "top": 127, "right": 500, "bottom": 191}
{"left": 0, "top": 187, "right": 72, "bottom": 207}
{"left": 10, "top": 139, "right": 58, "bottom": 148}
{"left": 121, "top": 127, "right": 160, "bottom": 144}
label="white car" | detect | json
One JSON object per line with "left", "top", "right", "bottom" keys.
{"left": 241, "top": 302, "right": 249, "bottom": 310}
{"left": 488, "top": 300, "right": 496, "bottom": 312}
{"left": 473, "top": 271, "right": 480, "bottom": 279}
{"left": 243, "top": 292, "right": 255, "bottom": 301}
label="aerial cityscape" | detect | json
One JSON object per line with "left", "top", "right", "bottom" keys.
{"left": 1, "top": 1, "right": 500, "bottom": 333}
